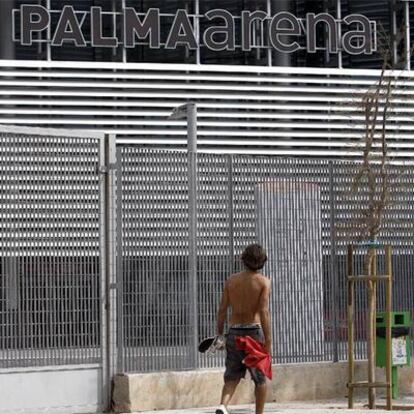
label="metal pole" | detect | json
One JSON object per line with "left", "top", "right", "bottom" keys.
{"left": 267, "top": 0, "right": 272, "bottom": 66}
{"left": 122, "top": 0, "right": 127, "bottom": 63}
{"left": 195, "top": 0, "right": 200, "bottom": 64}
{"left": 104, "top": 134, "right": 118, "bottom": 409}
{"left": 187, "top": 102, "right": 198, "bottom": 369}
{"left": 228, "top": 155, "right": 234, "bottom": 274}
{"left": 270, "top": 0, "right": 292, "bottom": 66}
{"left": 368, "top": 250, "right": 377, "bottom": 409}
{"left": 385, "top": 245, "right": 393, "bottom": 410}
{"left": 337, "top": 0, "right": 343, "bottom": 69}
{"left": 111, "top": 0, "right": 118, "bottom": 60}
{"left": 99, "top": 135, "right": 109, "bottom": 411}
{"left": 329, "top": 161, "right": 339, "bottom": 362}
{"left": 324, "top": 0, "right": 330, "bottom": 65}
{"left": 347, "top": 245, "right": 355, "bottom": 409}
{"left": 405, "top": 0, "right": 411, "bottom": 70}
{"left": 46, "top": 0, "right": 51, "bottom": 61}
{"left": 116, "top": 147, "right": 124, "bottom": 373}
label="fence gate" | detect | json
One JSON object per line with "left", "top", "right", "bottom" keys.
{"left": 0, "top": 126, "right": 110, "bottom": 413}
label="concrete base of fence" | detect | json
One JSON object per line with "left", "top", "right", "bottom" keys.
{"left": 112, "top": 361, "right": 414, "bottom": 412}
{"left": 113, "top": 361, "right": 414, "bottom": 412}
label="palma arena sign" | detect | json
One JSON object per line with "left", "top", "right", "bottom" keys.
{"left": 14, "top": 5, "right": 377, "bottom": 55}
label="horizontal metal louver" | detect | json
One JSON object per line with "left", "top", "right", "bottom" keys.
{"left": 0, "top": 60, "right": 413, "bottom": 159}
{"left": 0, "top": 128, "right": 101, "bottom": 254}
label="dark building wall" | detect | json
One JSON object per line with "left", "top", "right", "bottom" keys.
{"left": 13, "top": 0, "right": 45, "bottom": 60}
{"left": 411, "top": 1, "right": 414, "bottom": 68}
{"left": 0, "top": 1, "right": 15, "bottom": 59}
{"left": 0, "top": 0, "right": 409, "bottom": 69}
{"left": 341, "top": 0, "right": 395, "bottom": 69}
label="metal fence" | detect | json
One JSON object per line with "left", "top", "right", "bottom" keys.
{"left": 2, "top": 136, "right": 414, "bottom": 376}
{"left": 0, "top": 126, "right": 117, "bottom": 413}
{"left": 117, "top": 148, "right": 414, "bottom": 373}
{"left": 0, "top": 128, "right": 104, "bottom": 369}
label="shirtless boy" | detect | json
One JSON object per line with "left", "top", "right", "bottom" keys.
{"left": 216, "top": 244, "right": 271, "bottom": 414}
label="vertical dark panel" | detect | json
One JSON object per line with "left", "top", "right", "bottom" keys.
{"left": 341, "top": 0, "right": 393, "bottom": 69}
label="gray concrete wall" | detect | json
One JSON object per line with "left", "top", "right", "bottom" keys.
{"left": 113, "top": 361, "right": 414, "bottom": 412}
{"left": 0, "top": 365, "right": 103, "bottom": 413}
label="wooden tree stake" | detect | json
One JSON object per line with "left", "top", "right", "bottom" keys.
{"left": 347, "top": 245, "right": 392, "bottom": 411}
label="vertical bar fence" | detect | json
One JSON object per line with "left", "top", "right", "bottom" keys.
{"left": 117, "top": 148, "right": 414, "bottom": 373}
{"left": 2, "top": 140, "right": 413, "bottom": 375}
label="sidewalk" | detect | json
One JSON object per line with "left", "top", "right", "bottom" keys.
{"left": 122, "top": 397, "right": 414, "bottom": 414}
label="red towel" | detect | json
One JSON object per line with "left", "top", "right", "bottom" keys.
{"left": 235, "top": 335, "right": 272, "bottom": 380}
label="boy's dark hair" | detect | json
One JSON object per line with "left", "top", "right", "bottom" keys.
{"left": 241, "top": 244, "right": 267, "bottom": 271}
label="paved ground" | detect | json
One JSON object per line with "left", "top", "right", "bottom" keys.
{"left": 125, "top": 397, "right": 414, "bottom": 413}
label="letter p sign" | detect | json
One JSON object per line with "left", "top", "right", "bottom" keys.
{"left": 21, "top": 5, "right": 50, "bottom": 45}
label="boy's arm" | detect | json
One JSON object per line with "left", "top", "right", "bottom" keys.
{"left": 259, "top": 279, "right": 272, "bottom": 353}
{"left": 216, "top": 281, "right": 229, "bottom": 335}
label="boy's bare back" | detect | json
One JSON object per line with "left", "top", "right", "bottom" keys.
{"left": 216, "top": 244, "right": 271, "bottom": 353}
{"left": 226, "top": 271, "right": 270, "bottom": 326}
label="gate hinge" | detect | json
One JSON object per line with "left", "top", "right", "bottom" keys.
{"left": 97, "top": 163, "right": 117, "bottom": 174}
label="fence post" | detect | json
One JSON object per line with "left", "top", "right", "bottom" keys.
{"left": 329, "top": 161, "right": 340, "bottom": 362}
{"left": 187, "top": 103, "right": 199, "bottom": 369}
{"left": 99, "top": 134, "right": 109, "bottom": 410}
{"left": 116, "top": 147, "right": 124, "bottom": 373}
{"left": 100, "top": 133, "right": 118, "bottom": 409}
{"left": 227, "top": 155, "right": 234, "bottom": 274}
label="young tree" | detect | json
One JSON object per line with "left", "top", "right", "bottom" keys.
{"left": 340, "top": 26, "right": 407, "bottom": 410}
{"left": 340, "top": 25, "right": 405, "bottom": 273}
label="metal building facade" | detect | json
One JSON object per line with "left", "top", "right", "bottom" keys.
{"left": 0, "top": 61, "right": 413, "bottom": 159}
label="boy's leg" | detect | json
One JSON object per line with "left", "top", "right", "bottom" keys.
{"left": 221, "top": 329, "right": 244, "bottom": 409}
{"left": 254, "top": 383, "right": 267, "bottom": 414}
{"left": 220, "top": 378, "right": 241, "bottom": 406}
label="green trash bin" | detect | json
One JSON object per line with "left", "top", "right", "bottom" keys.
{"left": 376, "top": 311, "right": 411, "bottom": 399}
